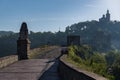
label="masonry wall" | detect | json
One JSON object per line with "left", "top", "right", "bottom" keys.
{"left": 58, "top": 55, "right": 107, "bottom": 80}
{"left": 0, "top": 55, "right": 18, "bottom": 68}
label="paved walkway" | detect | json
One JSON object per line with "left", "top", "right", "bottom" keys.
{"left": 39, "top": 59, "right": 60, "bottom": 80}
{"left": 38, "top": 47, "right": 61, "bottom": 80}
{"left": 0, "top": 59, "right": 56, "bottom": 80}
{"left": 0, "top": 48, "right": 61, "bottom": 80}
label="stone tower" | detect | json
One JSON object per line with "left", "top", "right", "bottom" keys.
{"left": 17, "top": 22, "right": 31, "bottom": 60}
{"left": 99, "top": 10, "right": 110, "bottom": 23}
{"left": 106, "top": 10, "right": 110, "bottom": 22}
{"left": 67, "top": 35, "right": 80, "bottom": 46}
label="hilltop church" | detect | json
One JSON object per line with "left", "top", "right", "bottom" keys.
{"left": 99, "top": 10, "right": 110, "bottom": 23}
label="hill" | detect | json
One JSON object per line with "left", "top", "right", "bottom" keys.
{"left": 0, "top": 31, "right": 14, "bottom": 37}
{"left": 1, "top": 10, "right": 120, "bottom": 57}
{"left": 65, "top": 20, "right": 120, "bottom": 52}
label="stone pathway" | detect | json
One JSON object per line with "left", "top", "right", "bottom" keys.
{"left": 0, "top": 59, "right": 50, "bottom": 80}
{"left": 39, "top": 59, "right": 60, "bottom": 80}
{"left": 0, "top": 47, "right": 61, "bottom": 80}
{"left": 38, "top": 47, "right": 61, "bottom": 80}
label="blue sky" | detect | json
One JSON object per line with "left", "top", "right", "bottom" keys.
{"left": 0, "top": 0, "right": 120, "bottom": 32}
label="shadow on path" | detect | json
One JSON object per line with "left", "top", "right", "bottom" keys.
{"left": 38, "top": 59, "right": 61, "bottom": 80}
{"left": 38, "top": 50, "right": 63, "bottom": 80}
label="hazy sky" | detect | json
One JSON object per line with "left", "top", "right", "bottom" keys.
{"left": 0, "top": 0, "right": 120, "bottom": 32}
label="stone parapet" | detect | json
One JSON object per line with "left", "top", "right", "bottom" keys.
{"left": 0, "top": 55, "right": 18, "bottom": 68}
{"left": 59, "top": 55, "right": 108, "bottom": 80}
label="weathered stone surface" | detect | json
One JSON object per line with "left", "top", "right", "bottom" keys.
{"left": 38, "top": 48, "right": 62, "bottom": 80}
{"left": 17, "top": 22, "right": 31, "bottom": 60}
{"left": 0, "top": 59, "right": 50, "bottom": 80}
{"left": 59, "top": 55, "right": 108, "bottom": 80}
{"left": 39, "top": 60, "right": 60, "bottom": 80}
{"left": 0, "top": 55, "right": 18, "bottom": 69}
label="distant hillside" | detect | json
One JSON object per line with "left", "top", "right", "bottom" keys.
{"left": 1, "top": 10, "right": 120, "bottom": 57}
{"left": 65, "top": 20, "right": 120, "bottom": 51}
{"left": 1, "top": 20, "right": 120, "bottom": 57}
{"left": 65, "top": 10, "right": 120, "bottom": 52}
{"left": 0, "top": 31, "right": 67, "bottom": 57}
{"left": 0, "top": 31, "right": 14, "bottom": 37}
